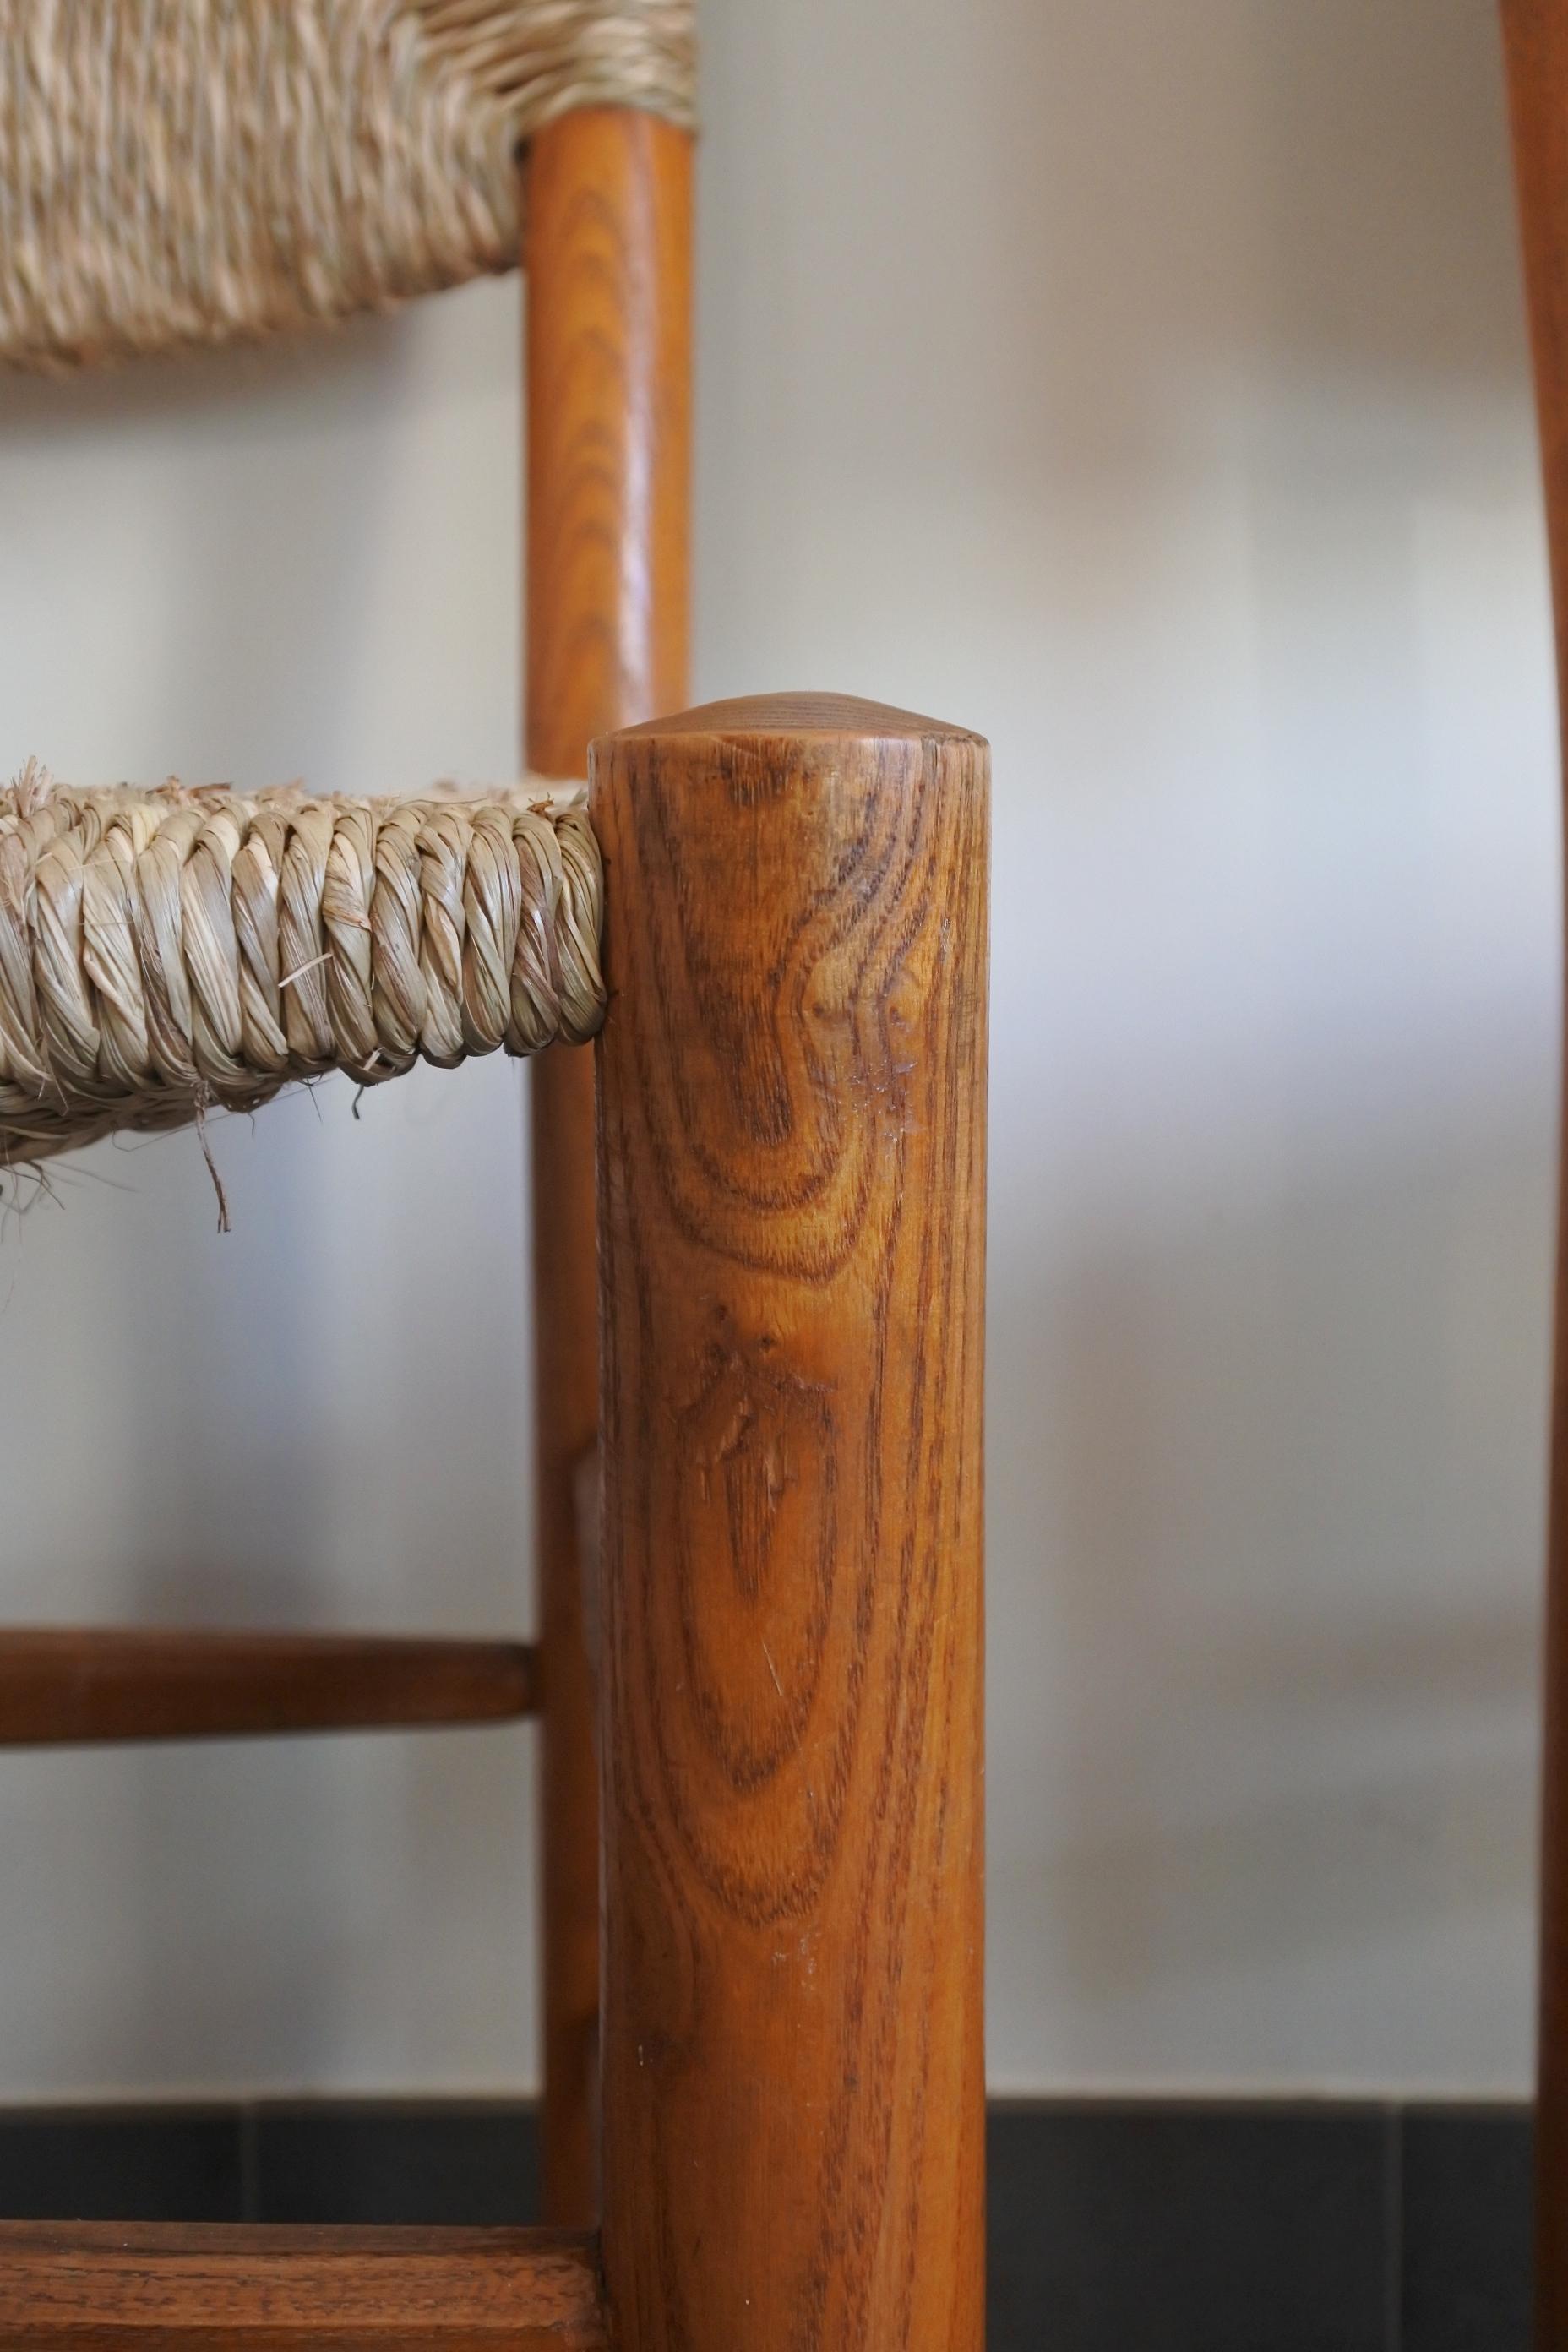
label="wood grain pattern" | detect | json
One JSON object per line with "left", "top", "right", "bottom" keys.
{"left": 523, "top": 106, "right": 692, "bottom": 2228}
{"left": 525, "top": 109, "right": 691, "bottom": 781}
{"left": 1500, "top": 8, "right": 1568, "bottom": 2338}
{"left": 592, "top": 696, "right": 988, "bottom": 2351}
{"left": 0, "top": 2224, "right": 605, "bottom": 2349}
{"left": 0, "top": 1630, "right": 536, "bottom": 1746}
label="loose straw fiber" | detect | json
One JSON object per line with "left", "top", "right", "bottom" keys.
{"left": 0, "top": 762, "right": 605, "bottom": 1170}
{"left": 0, "top": 0, "right": 696, "bottom": 370}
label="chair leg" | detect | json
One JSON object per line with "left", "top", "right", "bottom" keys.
{"left": 592, "top": 697, "right": 989, "bottom": 2351}
{"left": 523, "top": 106, "right": 693, "bottom": 2229}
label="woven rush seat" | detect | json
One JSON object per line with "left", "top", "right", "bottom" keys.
{"left": 0, "top": 0, "right": 695, "bottom": 370}
{"left": 0, "top": 763, "right": 604, "bottom": 1168}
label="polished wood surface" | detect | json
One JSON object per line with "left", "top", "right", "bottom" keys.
{"left": 592, "top": 698, "right": 988, "bottom": 2351}
{"left": 0, "top": 2224, "right": 605, "bottom": 2349}
{"left": 523, "top": 105, "right": 692, "bottom": 2228}
{"left": 525, "top": 109, "right": 691, "bottom": 778}
{"left": 1498, "top": 8, "right": 1568, "bottom": 2338}
{"left": 0, "top": 1630, "right": 536, "bottom": 1746}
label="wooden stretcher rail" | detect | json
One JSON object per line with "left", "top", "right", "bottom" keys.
{"left": 0, "top": 2223, "right": 606, "bottom": 2349}
{"left": 0, "top": 1630, "right": 538, "bottom": 1746}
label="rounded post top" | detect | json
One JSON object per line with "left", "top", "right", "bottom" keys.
{"left": 600, "top": 692, "right": 986, "bottom": 749}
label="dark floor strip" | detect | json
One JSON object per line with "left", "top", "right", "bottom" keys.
{"left": 1399, "top": 2106, "right": 1533, "bottom": 2352}
{"left": 0, "top": 2096, "right": 1533, "bottom": 2350}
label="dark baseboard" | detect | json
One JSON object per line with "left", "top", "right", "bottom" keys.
{"left": 0, "top": 2095, "right": 1531, "bottom": 2349}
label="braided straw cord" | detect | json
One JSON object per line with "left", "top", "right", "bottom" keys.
{"left": 0, "top": 762, "right": 605, "bottom": 1171}
{"left": 0, "top": 0, "right": 695, "bottom": 371}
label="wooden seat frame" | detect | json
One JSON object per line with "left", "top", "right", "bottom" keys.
{"left": 0, "top": 104, "right": 988, "bottom": 2352}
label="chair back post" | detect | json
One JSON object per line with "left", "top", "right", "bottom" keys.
{"left": 523, "top": 103, "right": 693, "bottom": 2229}
{"left": 1499, "top": 8, "right": 1568, "bottom": 2340}
{"left": 591, "top": 696, "right": 989, "bottom": 2352}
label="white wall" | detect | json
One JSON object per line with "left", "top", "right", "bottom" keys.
{"left": 0, "top": 0, "right": 1555, "bottom": 2100}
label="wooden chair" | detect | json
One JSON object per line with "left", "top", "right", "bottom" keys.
{"left": 1500, "top": 8, "right": 1568, "bottom": 2341}
{"left": 0, "top": 10, "right": 990, "bottom": 2347}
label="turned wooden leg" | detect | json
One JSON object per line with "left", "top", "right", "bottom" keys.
{"left": 1500, "top": 6, "right": 1568, "bottom": 2338}
{"left": 524, "top": 106, "right": 692, "bottom": 2228}
{"left": 592, "top": 696, "right": 988, "bottom": 2352}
